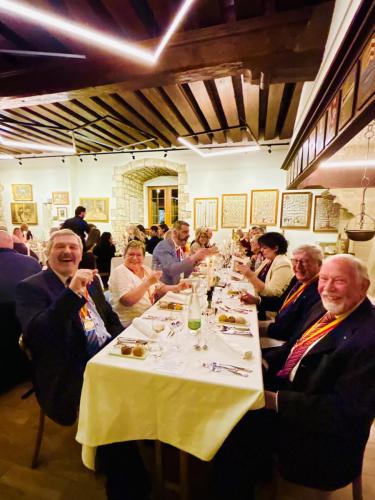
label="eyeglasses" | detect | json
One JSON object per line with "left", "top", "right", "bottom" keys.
{"left": 291, "top": 258, "right": 310, "bottom": 266}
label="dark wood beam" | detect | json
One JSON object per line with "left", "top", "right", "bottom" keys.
{"left": 0, "top": 2, "right": 334, "bottom": 109}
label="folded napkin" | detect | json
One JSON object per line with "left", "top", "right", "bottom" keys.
{"left": 132, "top": 318, "right": 154, "bottom": 339}
{"left": 165, "top": 292, "right": 188, "bottom": 305}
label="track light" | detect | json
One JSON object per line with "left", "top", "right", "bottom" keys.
{"left": 79, "top": 156, "right": 83, "bottom": 162}
{"left": 268, "top": 146, "right": 272, "bottom": 154}
{"left": 61, "top": 157, "right": 65, "bottom": 163}
{"left": 132, "top": 153, "right": 135, "bottom": 160}
{"left": 18, "top": 159, "right": 22, "bottom": 166}
{"left": 164, "top": 151, "right": 168, "bottom": 158}
{"left": 93, "top": 154, "right": 98, "bottom": 161}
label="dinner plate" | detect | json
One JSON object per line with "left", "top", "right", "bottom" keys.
{"left": 109, "top": 344, "right": 148, "bottom": 360}
{"left": 158, "top": 302, "right": 185, "bottom": 311}
{"left": 216, "top": 316, "right": 249, "bottom": 328}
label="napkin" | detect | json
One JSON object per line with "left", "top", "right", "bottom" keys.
{"left": 132, "top": 318, "right": 154, "bottom": 339}
{"left": 165, "top": 292, "right": 188, "bottom": 304}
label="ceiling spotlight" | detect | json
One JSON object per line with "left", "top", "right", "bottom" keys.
{"left": 268, "top": 146, "right": 272, "bottom": 154}
{"left": 93, "top": 154, "right": 98, "bottom": 161}
{"left": 61, "top": 157, "right": 65, "bottom": 163}
{"left": 18, "top": 159, "right": 22, "bottom": 166}
{"left": 79, "top": 156, "right": 83, "bottom": 162}
{"left": 132, "top": 153, "right": 135, "bottom": 160}
{"left": 164, "top": 151, "right": 168, "bottom": 158}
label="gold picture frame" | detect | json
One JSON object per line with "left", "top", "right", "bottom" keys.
{"left": 57, "top": 207, "right": 68, "bottom": 221}
{"left": 221, "top": 193, "right": 247, "bottom": 228}
{"left": 313, "top": 195, "right": 340, "bottom": 232}
{"left": 52, "top": 191, "right": 69, "bottom": 205}
{"left": 11, "top": 202, "right": 38, "bottom": 225}
{"left": 79, "top": 197, "right": 109, "bottom": 222}
{"left": 193, "top": 198, "right": 219, "bottom": 231}
{"left": 12, "top": 184, "right": 33, "bottom": 201}
{"left": 250, "top": 189, "right": 278, "bottom": 226}
{"left": 280, "top": 192, "right": 312, "bottom": 229}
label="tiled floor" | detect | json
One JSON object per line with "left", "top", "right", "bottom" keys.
{"left": 0, "top": 382, "right": 374, "bottom": 499}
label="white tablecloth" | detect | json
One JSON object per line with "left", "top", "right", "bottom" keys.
{"left": 76, "top": 282, "right": 264, "bottom": 469}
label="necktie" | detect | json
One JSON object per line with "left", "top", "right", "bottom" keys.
{"left": 176, "top": 247, "right": 183, "bottom": 261}
{"left": 277, "top": 311, "right": 336, "bottom": 378}
{"left": 279, "top": 280, "right": 303, "bottom": 312}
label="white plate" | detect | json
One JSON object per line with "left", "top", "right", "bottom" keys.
{"left": 216, "top": 317, "right": 249, "bottom": 328}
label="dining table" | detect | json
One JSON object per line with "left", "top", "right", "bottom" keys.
{"left": 76, "top": 273, "right": 265, "bottom": 477}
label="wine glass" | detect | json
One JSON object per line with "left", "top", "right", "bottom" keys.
{"left": 150, "top": 320, "right": 165, "bottom": 359}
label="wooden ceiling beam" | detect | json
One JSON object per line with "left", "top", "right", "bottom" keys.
{"left": 242, "top": 79, "right": 259, "bottom": 141}
{"left": 264, "top": 83, "right": 284, "bottom": 140}
{"left": 279, "top": 81, "right": 303, "bottom": 139}
{"left": 214, "top": 76, "right": 242, "bottom": 142}
{"left": 0, "top": 2, "right": 334, "bottom": 108}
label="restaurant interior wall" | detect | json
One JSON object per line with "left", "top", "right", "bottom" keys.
{"left": 0, "top": 148, "right": 337, "bottom": 252}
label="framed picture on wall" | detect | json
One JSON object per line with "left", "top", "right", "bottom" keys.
{"left": 11, "top": 202, "right": 38, "bottom": 225}
{"left": 280, "top": 192, "right": 312, "bottom": 229}
{"left": 250, "top": 189, "right": 278, "bottom": 226}
{"left": 325, "top": 93, "right": 340, "bottom": 146}
{"left": 315, "top": 114, "right": 326, "bottom": 155}
{"left": 79, "top": 197, "right": 109, "bottom": 222}
{"left": 57, "top": 207, "right": 68, "bottom": 221}
{"left": 357, "top": 32, "right": 375, "bottom": 109}
{"left": 12, "top": 184, "right": 33, "bottom": 201}
{"left": 313, "top": 195, "right": 340, "bottom": 232}
{"left": 339, "top": 63, "right": 358, "bottom": 130}
{"left": 193, "top": 198, "right": 218, "bottom": 231}
{"left": 221, "top": 193, "right": 247, "bottom": 228}
{"left": 52, "top": 191, "right": 69, "bottom": 205}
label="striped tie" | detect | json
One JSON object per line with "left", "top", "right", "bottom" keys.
{"left": 277, "top": 311, "right": 336, "bottom": 378}
{"left": 279, "top": 281, "right": 303, "bottom": 312}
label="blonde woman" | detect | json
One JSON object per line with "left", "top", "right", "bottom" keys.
{"left": 190, "top": 227, "right": 210, "bottom": 255}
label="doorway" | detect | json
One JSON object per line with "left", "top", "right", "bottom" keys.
{"left": 148, "top": 186, "right": 178, "bottom": 226}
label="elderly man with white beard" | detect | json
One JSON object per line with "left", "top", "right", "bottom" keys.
{"left": 214, "top": 254, "right": 375, "bottom": 500}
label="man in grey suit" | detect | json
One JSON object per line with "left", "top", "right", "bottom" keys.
{"left": 152, "top": 220, "right": 217, "bottom": 285}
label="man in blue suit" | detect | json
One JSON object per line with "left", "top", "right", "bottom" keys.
{"left": 16, "top": 229, "right": 149, "bottom": 500}
{"left": 215, "top": 255, "right": 375, "bottom": 499}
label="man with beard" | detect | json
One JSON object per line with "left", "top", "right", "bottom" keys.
{"left": 16, "top": 229, "right": 149, "bottom": 500}
{"left": 214, "top": 254, "right": 375, "bottom": 499}
{"left": 152, "top": 220, "right": 217, "bottom": 285}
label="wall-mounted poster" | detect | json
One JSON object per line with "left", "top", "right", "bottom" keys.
{"left": 250, "top": 189, "right": 278, "bottom": 226}
{"left": 194, "top": 198, "right": 219, "bottom": 231}
{"left": 52, "top": 191, "right": 69, "bottom": 205}
{"left": 357, "top": 32, "right": 375, "bottom": 109}
{"left": 79, "top": 197, "right": 109, "bottom": 222}
{"left": 308, "top": 127, "right": 317, "bottom": 163}
{"left": 315, "top": 114, "right": 326, "bottom": 155}
{"left": 280, "top": 191, "right": 312, "bottom": 229}
{"left": 339, "top": 64, "right": 358, "bottom": 130}
{"left": 325, "top": 93, "right": 340, "bottom": 146}
{"left": 57, "top": 207, "right": 68, "bottom": 221}
{"left": 11, "top": 202, "right": 38, "bottom": 225}
{"left": 221, "top": 194, "right": 247, "bottom": 228}
{"left": 12, "top": 184, "right": 33, "bottom": 201}
{"left": 313, "top": 195, "right": 340, "bottom": 232}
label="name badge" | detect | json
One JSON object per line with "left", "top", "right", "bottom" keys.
{"left": 83, "top": 318, "right": 96, "bottom": 333}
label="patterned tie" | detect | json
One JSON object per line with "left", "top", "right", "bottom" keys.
{"left": 277, "top": 311, "right": 336, "bottom": 378}
{"left": 176, "top": 247, "right": 183, "bottom": 261}
{"left": 279, "top": 280, "right": 303, "bottom": 313}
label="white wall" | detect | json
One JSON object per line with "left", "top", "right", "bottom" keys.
{"left": 0, "top": 146, "right": 337, "bottom": 253}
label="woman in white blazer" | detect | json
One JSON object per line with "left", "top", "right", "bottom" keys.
{"left": 239, "top": 232, "right": 293, "bottom": 297}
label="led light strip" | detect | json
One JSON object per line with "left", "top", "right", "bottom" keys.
{"left": 178, "top": 137, "right": 260, "bottom": 157}
{"left": 0, "top": 0, "right": 195, "bottom": 65}
{"left": 0, "top": 154, "right": 15, "bottom": 160}
{"left": 0, "top": 137, "right": 75, "bottom": 153}
{"left": 320, "top": 160, "right": 375, "bottom": 168}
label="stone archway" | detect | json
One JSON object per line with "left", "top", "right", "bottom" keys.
{"left": 111, "top": 158, "right": 189, "bottom": 242}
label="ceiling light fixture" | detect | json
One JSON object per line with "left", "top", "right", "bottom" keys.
{"left": 164, "top": 151, "right": 168, "bottom": 158}
{"left": 0, "top": 0, "right": 195, "bottom": 65}
{"left": 178, "top": 137, "right": 260, "bottom": 157}
{"left": 0, "top": 137, "right": 75, "bottom": 153}
{"left": 18, "top": 160, "right": 22, "bottom": 166}
{"left": 320, "top": 159, "right": 375, "bottom": 168}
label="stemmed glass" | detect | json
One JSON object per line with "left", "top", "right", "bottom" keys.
{"left": 150, "top": 320, "right": 165, "bottom": 358}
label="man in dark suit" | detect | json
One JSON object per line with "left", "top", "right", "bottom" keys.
{"left": 145, "top": 225, "right": 161, "bottom": 254}
{"left": 16, "top": 229, "right": 149, "bottom": 500}
{"left": 0, "top": 230, "right": 41, "bottom": 392}
{"left": 61, "top": 205, "right": 90, "bottom": 248}
{"left": 215, "top": 254, "right": 375, "bottom": 499}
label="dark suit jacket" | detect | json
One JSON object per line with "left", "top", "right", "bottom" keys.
{"left": 264, "top": 298, "right": 375, "bottom": 490}
{"left": 265, "top": 277, "right": 321, "bottom": 341}
{"left": 16, "top": 268, "right": 123, "bottom": 425}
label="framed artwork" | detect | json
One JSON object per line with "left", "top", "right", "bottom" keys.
{"left": 280, "top": 191, "right": 312, "bottom": 229}
{"left": 11, "top": 202, "right": 38, "bottom": 225}
{"left": 79, "top": 197, "right": 109, "bottom": 222}
{"left": 313, "top": 195, "right": 340, "bottom": 232}
{"left": 193, "top": 198, "right": 219, "bottom": 231}
{"left": 221, "top": 193, "right": 247, "bottom": 228}
{"left": 12, "top": 184, "right": 33, "bottom": 201}
{"left": 339, "top": 64, "right": 358, "bottom": 130}
{"left": 57, "top": 207, "right": 68, "bottom": 221}
{"left": 302, "top": 140, "right": 309, "bottom": 171}
{"left": 308, "top": 127, "right": 317, "bottom": 164}
{"left": 357, "top": 32, "right": 375, "bottom": 109}
{"left": 250, "top": 189, "right": 278, "bottom": 226}
{"left": 315, "top": 114, "right": 326, "bottom": 155}
{"left": 52, "top": 191, "right": 69, "bottom": 205}
{"left": 325, "top": 93, "right": 340, "bottom": 146}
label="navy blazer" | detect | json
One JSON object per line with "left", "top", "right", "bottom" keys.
{"left": 16, "top": 268, "right": 123, "bottom": 425}
{"left": 264, "top": 298, "right": 375, "bottom": 490}
{"left": 266, "top": 277, "right": 321, "bottom": 341}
